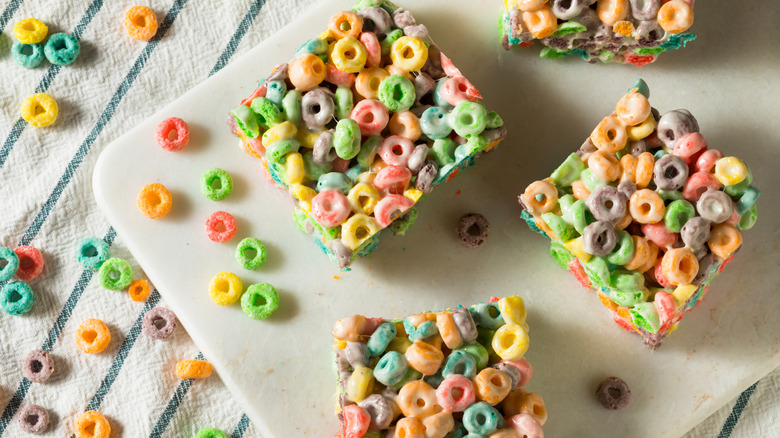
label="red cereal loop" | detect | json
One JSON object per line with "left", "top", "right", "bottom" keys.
{"left": 624, "top": 53, "right": 656, "bottom": 68}
{"left": 567, "top": 258, "right": 591, "bottom": 289}
{"left": 14, "top": 246, "right": 44, "bottom": 281}
{"left": 205, "top": 211, "right": 237, "bottom": 242}
{"left": 156, "top": 117, "right": 190, "bottom": 152}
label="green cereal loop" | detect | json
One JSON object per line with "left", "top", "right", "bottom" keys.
{"left": 241, "top": 283, "right": 279, "bottom": 320}
{"left": 250, "top": 96, "right": 284, "bottom": 129}
{"left": 581, "top": 256, "right": 609, "bottom": 287}
{"left": 392, "top": 367, "right": 423, "bottom": 389}
{"left": 0, "top": 282, "right": 35, "bottom": 315}
{"left": 196, "top": 428, "right": 227, "bottom": 438}
{"left": 335, "top": 86, "right": 354, "bottom": 120}
{"left": 455, "top": 343, "right": 489, "bottom": 370}
{"left": 75, "top": 237, "right": 110, "bottom": 271}
{"left": 449, "top": 101, "right": 487, "bottom": 138}
{"left": 664, "top": 199, "right": 695, "bottom": 233}
{"left": 609, "top": 269, "right": 645, "bottom": 292}
{"left": 391, "top": 208, "right": 417, "bottom": 235}
{"left": 454, "top": 135, "right": 487, "bottom": 162}
{"left": 334, "top": 119, "right": 361, "bottom": 160}
{"left": 629, "top": 78, "right": 650, "bottom": 98}
{"left": 378, "top": 75, "right": 415, "bottom": 113}
{"left": 630, "top": 302, "right": 661, "bottom": 333}
{"left": 0, "top": 247, "right": 20, "bottom": 282}
{"left": 552, "top": 21, "right": 586, "bottom": 36}
{"left": 739, "top": 203, "right": 758, "bottom": 230}
{"left": 550, "top": 240, "right": 575, "bottom": 268}
{"left": 98, "top": 258, "right": 133, "bottom": 291}
{"left": 540, "top": 46, "right": 567, "bottom": 59}
{"left": 610, "top": 289, "right": 648, "bottom": 307}
{"left": 357, "top": 136, "right": 382, "bottom": 168}
{"left": 431, "top": 138, "right": 457, "bottom": 166}
{"left": 550, "top": 153, "right": 585, "bottom": 187}
{"left": 580, "top": 168, "right": 607, "bottom": 192}
{"left": 303, "top": 151, "right": 332, "bottom": 180}
{"left": 657, "top": 189, "right": 684, "bottom": 202}
{"left": 236, "top": 237, "right": 267, "bottom": 270}
{"left": 282, "top": 89, "right": 303, "bottom": 125}
{"left": 542, "top": 212, "right": 576, "bottom": 242}
{"left": 570, "top": 199, "right": 593, "bottom": 235}
{"left": 558, "top": 194, "right": 575, "bottom": 223}
{"left": 231, "top": 105, "right": 259, "bottom": 138}
{"left": 380, "top": 29, "right": 403, "bottom": 56}
{"left": 485, "top": 111, "right": 503, "bottom": 129}
{"left": 606, "top": 230, "right": 635, "bottom": 266}
{"left": 265, "top": 138, "right": 301, "bottom": 164}
{"left": 293, "top": 208, "right": 309, "bottom": 233}
{"left": 200, "top": 168, "right": 233, "bottom": 201}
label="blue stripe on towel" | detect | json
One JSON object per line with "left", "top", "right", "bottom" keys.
{"left": 149, "top": 352, "right": 205, "bottom": 438}
{"left": 0, "top": 0, "right": 24, "bottom": 30}
{"left": 209, "top": 0, "right": 267, "bottom": 77}
{"left": 231, "top": 413, "right": 251, "bottom": 438}
{"left": 717, "top": 381, "right": 760, "bottom": 438}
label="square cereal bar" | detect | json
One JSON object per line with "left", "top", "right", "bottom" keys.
{"left": 519, "top": 79, "right": 760, "bottom": 348}
{"left": 332, "top": 295, "right": 546, "bottom": 437}
{"left": 229, "top": 1, "right": 506, "bottom": 269}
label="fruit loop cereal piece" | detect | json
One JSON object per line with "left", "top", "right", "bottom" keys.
{"left": 14, "top": 18, "right": 48, "bottom": 44}
{"left": 128, "top": 279, "right": 151, "bottom": 301}
{"left": 241, "top": 283, "right": 279, "bottom": 320}
{"left": 201, "top": 168, "right": 233, "bottom": 201}
{"left": 74, "top": 411, "right": 110, "bottom": 438}
{"left": 124, "top": 6, "right": 159, "bottom": 41}
{"left": 196, "top": 428, "right": 227, "bottom": 438}
{"left": 20, "top": 93, "right": 58, "bottom": 127}
{"left": 76, "top": 319, "right": 111, "bottom": 354}
{"left": 98, "top": 258, "right": 133, "bottom": 290}
{"left": 208, "top": 272, "right": 242, "bottom": 305}
{"left": 44, "top": 33, "right": 80, "bottom": 65}
{"left": 13, "top": 246, "right": 44, "bottom": 281}
{"left": 596, "top": 377, "right": 631, "bottom": 410}
{"left": 205, "top": 211, "right": 237, "bottom": 242}
{"left": 456, "top": 213, "right": 490, "bottom": 248}
{"left": 332, "top": 295, "right": 545, "bottom": 436}
{"left": 0, "top": 282, "right": 35, "bottom": 315}
{"left": 501, "top": 0, "right": 696, "bottom": 65}
{"left": 235, "top": 237, "right": 267, "bottom": 270}
{"left": 76, "top": 237, "right": 110, "bottom": 271}
{"left": 230, "top": 2, "right": 506, "bottom": 269}
{"left": 142, "top": 307, "right": 177, "bottom": 339}
{"left": 12, "top": 41, "right": 45, "bottom": 68}
{"left": 18, "top": 404, "right": 49, "bottom": 434}
{"left": 156, "top": 117, "right": 190, "bottom": 152}
{"left": 0, "top": 247, "right": 20, "bottom": 282}
{"left": 22, "top": 349, "right": 54, "bottom": 383}
{"left": 519, "top": 79, "right": 759, "bottom": 349}
{"left": 175, "top": 359, "right": 213, "bottom": 379}
{"left": 137, "top": 183, "right": 172, "bottom": 219}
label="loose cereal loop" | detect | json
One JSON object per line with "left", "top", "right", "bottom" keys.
{"left": 137, "top": 183, "right": 172, "bottom": 219}
{"left": 208, "top": 271, "right": 242, "bottom": 305}
{"left": 76, "top": 319, "right": 111, "bottom": 354}
{"left": 201, "top": 168, "right": 233, "bottom": 201}
{"left": 456, "top": 213, "right": 490, "bottom": 248}
{"left": 44, "top": 33, "right": 81, "bottom": 66}
{"left": 241, "top": 283, "right": 279, "bottom": 320}
{"left": 73, "top": 410, "right": 111, "bottom": 438}
{"left": 0, "top": 282, "right": 35, "bottom": 315}
{"left": 196, "top": 428, "right": 227, "bottom": 438}
{"left": 14, "top": 18, "right": 48, "bottom": 44}
{"left": 12, "top": 41, "right": 45, "bottom": 69}
{"left": 596, "top": 377, "right": 631, "bottom": 410}
{"left": 22, "top": 349, "right": 54, "bottom": 383}
{"left": 18, "top": 404, "right": 49, "bottom": 434}
{"left": 235, "top": 237, "right": 266, "bottom": 270}
{"left": 142, "top": 307, "right": 177, "bottom": 339}
{"left": 205, "top": 211, "right": 237, "bottom": 242}
{"left": 124, "top": 6, "right": 159, "bottom": 41}
{"left": 0, "top": 247, "right": 20, "bottom": 282}
{"left": 128, "top": 279, "right": 150, "bottom": 301}
{"left": 156, "top": 117, "right": 190, "bottom": 151}
{"left": 20, "top": 93, "right": 58, "bottom": 128}
{"left": 14, "top": 246, "right": 44, "bottom": 281}
{"left": 75, "top": 237, "right": 110, "bottom": 271}
{"left": 175, "top": 359, "right": 213, "bottom": 379}
{"left": 97, "top": 257, "right": 133, "bottom": 290}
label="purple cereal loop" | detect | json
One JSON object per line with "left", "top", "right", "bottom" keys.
{"left": 657, "top": 109, "right": 699, "bottom": 147}
{"left": 493, "top": 362, "right": 521, "bottom": 389}
{"left": 421, "top": 45, "right": 444, "bottom": 79}
{"left": 313, "top": 129, "right": 337, "bottom": 163}
{"left": 407, "top": 144, "right": 429, "bottom": 174}
{"left": 636, "top": 20, "right": 664, "bottom": 46}
{"left": 22, "top": 349, "right": 53, "bottom": 383}
{"left": 483, "top": 126, "right": 507, "bottom": 145}
{"left": 142, "top": 307, "right": 177, "bottom": 339}
{"left": 456, "top": 213, "right": 490, "bottom": 248}
{"left": 576, "top": 137, "right": 597, "bottom": 160}
{"left": 358, "top": 394, "right": 393, "bottom": 430}
{"left": 596, "top": 377, "right": 631, "bottom": 410}
{"left": 415, "top": 161, "right": 438, "bottom": 194}
{"left": 358, "top": 7, "right": 392, "bottom": 37}
{"left": 617, "top": 181, "right": 637, "bottom": 200}
{"left": 345, "top": 341, "right": 369, "bottom": 368}
{"left": 583, "top": 221, "right": 617, "bottom": 256}
{"left": 552, "top": 0, "right": 586, "bottom": 20}
{"left": 630, "top": 139, "right": 648, "bottom": 156}
{"left": 392, "top": 8, "right": 416, "bottom": 29}
{"left": 694, "top": 252, "right": 722, "bottom": 284}
{"left": 697, "top": 189, "right": 732, "bottom": 223}
{"left": 630, "top": 0, "right": 660, "bottom": 21}
{"left": 413, "top": 72, "right": 435, "bottom": 103}
{"left": 451, "top": 307, "right": 478, "bottom": 344}
{"left": 18, "top": 404, "right": 49, "bottom": 434}
{"left": 265, "top": 63, "right": 288, "bottom": 82}
{"left": 653, "top": 154, "right": 689, "bottom": 190}
{"left": 330, "top": 239, "right": 353, "bottom": 270}
{"left": 301, "top": 88, "right": 335, "bottom": 128}
{"left": 587, "top": 185, "right": 627, "bottom": 224}
{"left": 403, "top": 24, "right": 430, "bottom": 42}
{"left": 681, "top": 216, "right": 711, "bottom": 249}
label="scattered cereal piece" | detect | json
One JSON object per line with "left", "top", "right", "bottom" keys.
{"left": 196, "top": 428, "right": 227, "bottom": 438}
{"left": 156, "top": 117, "right": 190, "bottom": 152}
{"left": 137, "top": 183, "right": 172, "bottom": 219}
{"left": 0, "top": 247, "right": 20, "bottom": 282}
{"left": 456, "top": 213, "right": 490, "bottom": 248}
{"left": 14, "top": 18, "right": 48, "bottom": 44}
{"left": 128, "top": 279, "right": 150, "bottom": 301}
{"left": 205, "top": 211, "right": 237, "bottom": 242}
{"left": 596, "top": 377, "right": 631, "bottom": 410}
{"left": 43, "top": 33, "right": 80, "bottom": 65}
{"left": 13, "top": 246, "right": 44, "bottom": 281}
{"left": 0, "top": 282, "right": 35, "bottom": 315}
{"left": 208, "top": 272, "right": 242, "bottom": 305}
{"left": 22, "top": 349, "right": 53, "bottom": 383}
{"left": 75, "top": 318, "right": 111, "bottom": 354}
{"left": 142, "top": 307, "right": 177, "bottom": 339}
{"left": 97, "top": 258, "right": 133, "bottom": 291}
{"left": 12, "top": 41, "right": 44, "bottom": 68}
{"left": 124, "top": 6, "right": 159, "bottom": 41}
{"left": 241, "top": 283, "right": 279, "bottom": 320}
{"left": 20, "top": 93, "right": 58, "bottom": 128}
{"left": 73, "top": 410, "right": 111, "bottom": 438}
{"left": 201, "top": 168, "right": 233, "bottom": 201}
{"left": 18, "top": 404, "right": 49, "bottom": 434}
{"left": 75, "top": 237, "right": 110, "bottom": 271}
{"left": 175, "top": 359, "right": 212, "bottom": 379}
{"left": 235, "top": 237, "right": 266, "bottom": 270}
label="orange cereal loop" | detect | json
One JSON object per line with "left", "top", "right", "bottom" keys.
{"left": 521, "top": 180, "right": 558, "bottom": 216}
{"left": 137, "top": 183, "right": 172, "bottom": 219}
{"left": 613, "top": 20, "right": 635, "bottom": 37}
{"left": 708, "top": 223, "right": 743, "bottom": 259}
{"left": 76, "top": 319, "right": 111, "bottom": 354}
{"left": 635, "top": 152, "right": 655, "bottom": 188}
{"left": 661, "top": 247, "right": 699, "bottom": 286}
{"left": 638, "top": 241, "right": 660, "bottom": 273}
{"left": 619, "top": 153, "right": 637, "bottom": 184}
{"left": 615, "top": 210, "right": 632, "bottom": 230}
{"left": 516, "top": 0, "right": 547, "bottom": 11}
{"left": 522, "top": 5, "right": 557, "bottom": 39}
{"left": 597, "top": 0, "right": 629, "bottom": 27}
{"left": 657, "top": 0, "right": 694, "bottom": 34}
{"left": 597, "top": 290, "right": 619, "bottom": 311}
{"left": 175, "top": 359, "right": 213, "bottom": 379}
{"left": 388, "top": 111, "right": 422, "bottom": 141}
{"left": 128, "top": 279, "right": 150, "bottom": 301}
{"left": 474, "top": 368, "right": 513, "bottom": 405}
{"left": 73, "top": 410, "right": 111, "bottom": 438}
{"left": 328, "top": 11, "right": 362, "bottom": 39}
{"left": 588, "top": 150, "right": 622, "bottom": 182}
{"left": 590, "top": 115, "right": 627, "bottom": 154}
{"left": 288, "top": 53, "right": 327, "bottom": 92}
{"left": 615, "top": 92, "right": 651, "bottom": 126}
{"left": 623, "top": 235, "right": 650, "bottom": 271}
{"left": 125, "top": 6, "right": 158, "bottom": 41}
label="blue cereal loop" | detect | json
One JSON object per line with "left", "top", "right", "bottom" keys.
{"left": 75, "top": 237, "right": 110, "bottom": 271}
{"left": 12, "top": 41, "right": 44, "bottom": 68}
{"left": 0, "top": 282, "right": 35, "bottom": 315}
{"left": 44, "top": 33, "right": 80, "bottom": 66}
{"left": 0, "top": 247, "right": 20, "bottom": 282}
{"left": 628, "top": 78, "right": 650, "bottom": 98}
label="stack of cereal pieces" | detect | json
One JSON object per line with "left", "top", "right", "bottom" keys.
{"left": 332, "top": 296, "right": 546, "bottom": 437}
{"left": 500, "top": 0, "right": 696, "bottom": 66}
{"left": 519, "top": 79, "right": 760, "bottom": 348}
{"left": 229, "top": 1, "right": 506, "bottom": 270}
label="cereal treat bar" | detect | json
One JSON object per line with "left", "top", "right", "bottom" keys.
{"left": 519, "top": 79, "right": 760, "bottom": 349}
{"left": 500, "top": 0, "right": 696, "bottom": 66}
{"left": 332, "top": 296, "right": 546, "bottom": 437}
{"left": 229, "top": 1, "right": 506, "bottom": 269}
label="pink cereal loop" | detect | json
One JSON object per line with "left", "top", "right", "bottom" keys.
{"left": 342, "top": 404, "right": 370, "bottom": 438}
{"left": 654, "top": 290, "right": 676, "bottom": 327}
{"left": 441, "top": 77, "right": 480, "bottom": 106}
{"left": 440, "top": 52, "right": 461, "bottom": 78}
{"left": 246, "top": 137, "right": 266, "bottom": 156}
{"left": 507, "top": 414, "right": 544, "bottom": 438}
{"left": 374, "top": 194, "right": 414, "bottom": 228}
{"left": 653, "top": 259, "right": 675, "bottom": 289}
{"left": 374, "top": 165, "right": 412, "bottom": 195}
{"left": 501, "top": 359, "right": 533, "bottom": 388}
{"left": 641, "top": 223, "right": 678, "bottom": 249}
{"left": 311, "top": 190, "right": 351, "bottom": 228}
{"left": 325, "top": 63, "right": 356, "bottom": 88}
{"left": 360, "top": 32, "right": 381, "bottom": 68}
{"left": 378, "top": 135, "right": 414, "bottom": 167}
{"left": 694, "top": 148, "right": 723, "bottom": 173}
{"left": 14, "top": 246, "right": 44, "bottom": 281}
{"left": 673, "top": 132, "right": 707, "bottom": 165}
{"left": 682, "top": 171, "right": 721, "bottom": 202}
{"left": 156, "top": 117, "right": 190, "bottom": 152}
{"left": 205, "top": 211, "right": 237, "bottom": 242}
{"left": 240, "top": 83, "right": 267, "bottom": 107}
{"left": 436, "top": 374, "right": 475, "bottom": 412}
{"left": 351, "top": 99, "right": 389, "bottom": 136}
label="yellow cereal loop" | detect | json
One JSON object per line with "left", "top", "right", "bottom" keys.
{"left": 515, "top": 0, "right": 546, "bottom": 11}
{"left": 175, "top": 359, "right": 213, "bottom": 379}
{"left": 404, "top": 188, "right": 423, "bottom": 203}
{"left": 347, "top": 365, "right": 374, "bottom": 402}
{"left": 498, "top": 296, "right": 527, "bottom": 326}
{"left": 14, "top": 18, "right": 48, "bottom": 44}
{"left": 355, "top": 67, "right": 390, "bottom": 100}
{"left": 20, "top": 93, "right": 58, "bottom": 128}
{"left": 296, "top": 128, "right": 322, "bottom": 149}
{"left": 627, "top": 115, "right": 657, "bottom": 140}
{"left": 284, "top": 152, "right": 305, "bottom": 185}
{"left": 563, "top": 236, "right": 592, "bottom": 262}
{"left": 672, "top": 284, "right": 697, "bottom": 308}
{"left": 262, "top": 120, "right": 297, "bottom": 147}
{"left": 330, "top": 37, "right": 367, "bottom": 73}
{"left": 208, "top": 272, "right": 242, "bottom": 305}
{"left": 713, "top": 157, "right": 748, "bottom": 186}
{"left": 341, "top": 214, "right": 381, "bottom": 250}
{"left": 291, "top": 183, "right": 317, "bottom": 203}
{"left": 347, "top": 182, "right": 380, "bottom": 215}
{"left": 492, "top": 323, "right": 529, "bottom": 361}
{"left": 390, "top": 36, "right": 428, "bottom": 72}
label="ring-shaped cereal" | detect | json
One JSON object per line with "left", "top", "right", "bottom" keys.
{"left": 626, "top": 114, "right": 657, "bottom": 141}
{"left": 378, "top": 135, "right": 414, "bottom": 167}
{"left": 341, "top": 214, "right": 381, "bottom": 251}
{"left": 196, "top": 428, "right": 227, "bottom": 438}
{"left": 714, "top": 156, "right": 747, "bottom": 186}
{"left": 355, "top": 67, "right": 389, "bottom": 100}
{"left": 0, "top": 282, "right": 35, "bottom": 315}
{"left": 359, "top": 31, "right": 381, "bottom": 67}
{"left": 201, "top": 168, "right": 233, "bottom": 201}
{"left": 75, "top": 237, "right": 110, "bottom": 271}
{"left": 312, "top": 190, "right": 351, "bottom": 228}
{"left": 635, "top": 152, "right": 654, "bottom": 188}
{"left": 597, "top": 0, "right": 629, "bottom": 26}
{"left": 208, "top": 272, "right": 242, "bottom": 305}
{"left": 12, "top": 41, "right": 44, "bottom": 69}
{"left": 175, "top": 359, "right": 213, "bottom": 379}
{"left": 377, "top": 74, "right": 416, "bottom": 113}
{"left": 395, "top": 417, "right": 425, "bottom": 438}
{"left": 128, "top": 279, "right": 151, "bottom": 301}
{"left": 330, "top": 37, "right": 367, "bottom": 73}
{"left": 156, "top": 117, "right": 190, "bottom": 151}
{"left": 389, "top": 111, "right": 422, "bottom": 142}
{"left": 449, "top": 101, "right": 488, "bottom": 138}
{"left": 350, "top": 99, "right": 389, "bottom": 136}
{"left": 97, "top": 258, "right": 133, "bottom": 290}
{"left": 682, "top": 171, "right": 721, "bottom": 202}
{"left": 205, "top": 211, "right": 237, "bottom": 242}
{"left": 629, "top": 189, "right": 665, "bottom": 224}
{"left": 44, "top": 33, "right": 80, "bottom": 66}
{"left": 615, "top": 92, "right": 651, "bottom": 126}
{"left": 694, "top": 148, "right": 723, "bottom": 173}
{"left": 507, "top": 414, "right": 544, "bottom": 438}
{"left": 374, "top": 165, "right": 412, "bottom": 196}
{"left": 637, "top": 241, "right": 659, "bottom": 273}
{"left": 124, "top": 6, "right": 158, "bottom": 41}
{"left": 345, "top": 183, "right": 380, "bottom": 216}
{"left": 708, "top": 223, "right": 743, "bottom": 259}
{"left": 329, "top": 11, "right": 362, "bottom": 39}
{"left": 441, "top": 76, "right": 481, "bottom": 107}
{"left": 590, "top": 115, "right": 627, "bottom": 154}
{"left": 588, "top": 150, "right": 622, "bottom": 182}
{"left": 0, "top": 247, "right": 19, "bottom": 282}
{"left": 437, "top": 374, "right": 476, "bottom": 412}
{"left": 288, "top": 53, "right": 327, "bottom": 92}
{"left": 341, "top": 404, "right": 370, "bottom": 438}
{"left": 571, "top": 179, "right": 590, "bottom": 200}
{"left": 142, "top": 307, "right": 176, "bottom": 339}
{"left": 619, "top": 154, "right": 637, "bottom": 184}
{"left": 241, "top": 283, "right": 279, "bottom": 320}
{"left": 374, "top": 194, "right": 414, "bottom": 228}
{"left": 74, "top": 411, "right": 111, "bottom": 438}
{"left": 657, "top": 0, "right": 694, "bottom": 34}
{"left": 390, "top": 36, "right": 428, "bottom": 72}
{"left": 519, "top": 5, "right": 556, "bottom": 39}
{"left": 20, "top": 93, "right": 58, "bottom": 128}
{"left": 13, "top": 246, "right": 44, "bottom": 281}
{"left": 661, "top": 247, "right": 699, "bottom": 286}
{"left": 673, "top": 132, "right": 707, "bottom": 165}
{"left": 262, "top": 120, "right": 297, "bottom": 147}
{"left": 19, "top": 404, "right": 49, "bottom": 434}
{"left": 641, "top": 222, "right": 678, "bottom": 249}
{"left": 398, "top": 380, "right": 440, "bottom": 418}
{"left": 137, "top": 183, "right": 172, "bottom": 219}
{"left": 623, "top": 235, "right": 650, "bottom": 271}
{"left": 76, "top": 319, "right": 111, "bottom": 354}
{"left": 235, "top": 237, "right": 267, "bottom": 270}
{"left": 492, "top": 323, "right": 529, "bottom": 361}
{"left": 521, "top": 180, "right": 558, "bottom": 216}
{"left": 14, "top": 18, "right": 48, "bottom": 44}
{"left": 475, "top": 368, "right": 513, "bottom": 406}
